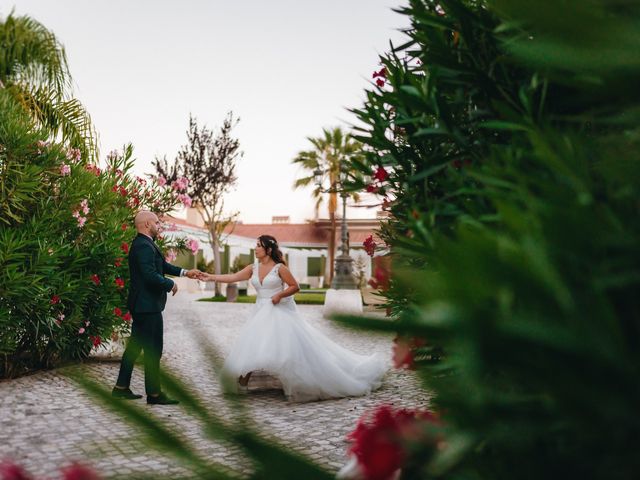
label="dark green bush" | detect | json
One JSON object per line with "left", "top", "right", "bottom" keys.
{"left": 342, "top": 0, "right": 640, "bottom": 478}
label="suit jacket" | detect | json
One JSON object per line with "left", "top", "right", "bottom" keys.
{"left": 126, "top": 234, "right": 182, "bottom": 313}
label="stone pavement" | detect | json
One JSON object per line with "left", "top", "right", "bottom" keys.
{"left": 0, "top": 293, "right": 430, "bottom": 478}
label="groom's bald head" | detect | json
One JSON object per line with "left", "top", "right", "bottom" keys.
{"left": 135, "top": 210, "right": 160, "bottom": 238}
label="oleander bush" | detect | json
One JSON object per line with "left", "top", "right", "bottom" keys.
{"left": 339, "top": 0, "right": 640, "bottom": 478}
{"left": 0, "top": 83, "right": 187, "bottom": 379}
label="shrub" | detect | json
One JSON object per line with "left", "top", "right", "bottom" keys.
{"left": 341, "top": 0, "right": 640, "bottom": 478}
{"left": 0, "top": 90, "right": 185, "bottom": 378}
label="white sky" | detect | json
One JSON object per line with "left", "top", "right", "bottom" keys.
{"left": 6, "top": 1, "right": 409, "bottom": 223}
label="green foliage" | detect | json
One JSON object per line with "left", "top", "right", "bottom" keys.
{"left": 0, "top": 12, "right": 97, "bottom": 160}
{"left": 340, "top": 0, "right": 640, "bottom": 478}
{"left": 68, "top": 341, "right": 334, "bottom": 480}
{"left": 0, "top": 89, "right": 183, "bottom": 378}
{"left": 199, "top": 293, "right": 326, "bottom": 305}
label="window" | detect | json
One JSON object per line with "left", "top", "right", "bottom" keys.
{"left": 307, "top": 256, "right": 325, "bottom": 277}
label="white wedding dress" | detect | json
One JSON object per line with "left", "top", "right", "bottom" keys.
{"left": 222, "top": 261, "right": 387, "bottom": 402}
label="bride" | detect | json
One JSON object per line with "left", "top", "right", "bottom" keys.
{"left": 198, "top": 234, "right": 387, "bottom": 402}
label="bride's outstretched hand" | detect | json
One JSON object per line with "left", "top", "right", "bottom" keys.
{"left": 197, "top": 272, "right": 211, "bottom": 281}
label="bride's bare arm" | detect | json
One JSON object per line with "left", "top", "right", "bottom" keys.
{"left": 200, "top": 264, "right": 253, "bottom": 283}
{"left": 271, "top": 265, "right": 300, "bottom": 304}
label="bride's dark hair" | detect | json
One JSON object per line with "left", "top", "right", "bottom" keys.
{"left": 258, "top": 235, "right": 286, "bottom": 265}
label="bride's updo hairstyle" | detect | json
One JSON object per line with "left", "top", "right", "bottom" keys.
{"left": 258, "top": 235, "right": 286, "bottom": 265}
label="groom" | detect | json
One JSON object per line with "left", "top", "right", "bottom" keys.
{"left": 112, "top": 210, "right": 200, "bottom": 405}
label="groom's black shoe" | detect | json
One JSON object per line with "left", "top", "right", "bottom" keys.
{"left": 111, "top": 387, "right": 143, "bottom": 400}
{"left": 147, "top": 392, "right": 180, "bottom": 405}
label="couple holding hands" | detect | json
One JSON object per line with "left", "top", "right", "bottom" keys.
{"left": 112, "top": 210, "right": 386, "bottom": 405}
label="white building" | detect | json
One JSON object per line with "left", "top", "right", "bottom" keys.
{"left": 161, "top": 208, "right": 382, "bottom": 293}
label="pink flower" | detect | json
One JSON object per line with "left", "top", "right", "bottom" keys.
{"left": 165, "top": 249, "right": 177, "bottom": 263}
{"left": 187, "top": 238, "right": 199, "bottom": 254}
{"left": 60, "top": 164, "right": 71, "bottom": 176}
{"left": 85, "top": 164, "right": 101, "bottom": 176}
{"left": 77, "top": 216, "right": 87, "bottom": 228}
{"left": 66, "top": 148, "right": 82, "bottom": 162}
{"left": 157, "top": 176, "right": 167, "bottom": 187}
{"left": 171, "top": 177, "right": 189, "bottom": 192}
{"left": 78, "top": 327, "right": 85, "bottom": 334}
{"left": 177, "top": 193, "right": 192, "bottom": 208}
{"left": 57, "top": 313, "right": 65, "bottom": 322}
{"left": 80, "top": 199, "right": 90, "bottom": 215}
{"left": 72, "top": 210, "right": 80, "bottom": 219}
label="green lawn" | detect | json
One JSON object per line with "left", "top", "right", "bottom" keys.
{"left": 199, "top": 292, "right": 326, "bottom": 305}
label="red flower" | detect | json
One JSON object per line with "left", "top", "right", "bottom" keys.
{"left": 90, "top": 336, "right": 102, "bottom": 348}
{"left": 372, "top": 67, "right": 387, "bottom": 79}
{"left": 111, "top": 185, "right": 119, "bottom": 192}
{"left": 345, "top": 405, "right": 436, "bottom": 480}
{"left": 122, "top": 312, "right": 132, "bottom": 322}
{"left": 120, "top": 242, "right": 129, "bottom": 254}
{"left": 393, "top": 336, "right": 427, "bottom": 369}
{"left": 114, "top": 258, "right": 122, "bottom": 267}
{"left": 452, "top": 159, "right": 463, "bottom": 169}
{"left": 114, "top": 307, "right": 123, "bottom": 317}
{"left": 50, "top": 295, "right": 61, "bottom": 305}
{"left": 90, "top": 274, "right": 101, "bottom": 286}
{"left": 373, "top": 166, "right": 389, "bottom": 182}
{"left": 61, "top": 463, "right": 101, "bottom": 480}
{"left": 363, "top": 235, "right": 377, "bottom": 256}
{"left": 0, "top": 461, "right": 32, "bottom": 480}
{"left": 376, "top": 78, "right": 385, "bottom": 87}
{"left": 115, "top": 278, "right": 125, "bottom": 289}
{"left": 366, "top": 184, "right": 379, "bottom": 194}
{"left": 121, "top": 223, "right": 128, "bottom": 231}
{"left": 119, "top": 186, "right": 128, "bottom": 197}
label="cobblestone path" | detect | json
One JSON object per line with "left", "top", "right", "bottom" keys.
{"left": 0, "top": 293, "right": 429, "bottom": 478}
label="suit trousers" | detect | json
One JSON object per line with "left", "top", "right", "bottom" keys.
{"left": 115, "top": 312, "right": 163, "bottom": 396}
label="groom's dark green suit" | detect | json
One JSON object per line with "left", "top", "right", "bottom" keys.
{"left": 116, "top": 233, "right": 183, "bottom": 396}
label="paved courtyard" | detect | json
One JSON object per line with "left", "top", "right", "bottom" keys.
{"left": 0, "top": 293, "right": 429, "bottom": 478}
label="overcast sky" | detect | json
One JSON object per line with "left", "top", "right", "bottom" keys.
{"left": 6, "top": 1, "right": 410, "bottom": 223}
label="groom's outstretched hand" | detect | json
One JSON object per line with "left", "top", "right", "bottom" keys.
{"left": 185, "top": 269, "right": 201, "bottom": 279}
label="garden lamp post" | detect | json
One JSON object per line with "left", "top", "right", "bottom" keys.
{"left": 313, "top": 165, "right": 357, "bottom": 290}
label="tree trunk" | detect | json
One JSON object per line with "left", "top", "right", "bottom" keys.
{"left": 328, "top": 211, "right": 336, "bottom": 285}
{"left": 209, "top": 225, "right": 223, "bottom": 297}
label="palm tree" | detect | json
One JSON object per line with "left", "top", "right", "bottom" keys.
{"left": 292, "top": 127, "right": 362, "bottom": 286}
{"left": 0, "top": 13, "right": 97, "bottom": 159}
